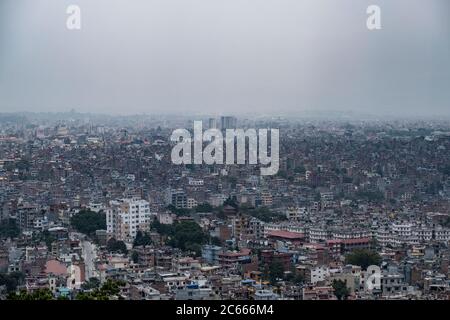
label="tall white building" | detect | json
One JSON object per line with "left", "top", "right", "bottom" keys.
{"left": 106, "top": 198, "right": 151, "bottom": 242}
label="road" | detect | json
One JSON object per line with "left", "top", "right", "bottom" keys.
{"left": 80, "top": 239, "right": 98, "bottom": 280}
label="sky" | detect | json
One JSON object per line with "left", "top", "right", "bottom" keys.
{"left": 0, "top": 0, "right": 449, "bottom": 117}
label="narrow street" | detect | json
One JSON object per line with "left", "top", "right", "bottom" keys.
{"left": 81, "top": 239, "right": 98, "bottom": 280}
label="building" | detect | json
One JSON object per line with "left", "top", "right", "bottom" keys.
{"left": 187, "top": 198, "right": 197, "bottom": 209}
{"left": 202, "top": 245, "right": 222, "bottom": 265}
{"left": 286, "top": 207, "right": 307, "bottom": 221}
{"left": 106, "top": 198, "right": 151, "bottom": 242}
{"left": 218, "top": 249, "right": 252, "bottom": 267}
{"left": 220, "top": 116, "right": 237, "bottom": 130}
{"left": 260, "top": 191, "right": 273, "bottom": 207}
{"left": 267, "top": 230, "right": 306, "bottom": 245}
{"left": 254, "top": 289, "right": 279, "bottom": 300}
{"left": 165, "top": 189, "right": 188, "bottom": 209}
{"left": 208, "top": 118, "right": 217, "bottom": 129}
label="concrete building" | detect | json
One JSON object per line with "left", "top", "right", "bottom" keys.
{"left": 106, "top": 198, "right": 151, "bottom": 242}
{"left": 165, "top": 189, "right": 188, "bottom": 209}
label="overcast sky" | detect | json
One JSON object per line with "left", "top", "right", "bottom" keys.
{"left": 0, "top": 0, "right": 449, "bottom": 117}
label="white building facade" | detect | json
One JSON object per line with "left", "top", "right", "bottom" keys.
{"left": 106, "top": 198, "right": 152, "bottom": 242}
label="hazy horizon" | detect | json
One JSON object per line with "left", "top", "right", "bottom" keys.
{"left": 1, "top": 0, "right": 449, "bottom": 117}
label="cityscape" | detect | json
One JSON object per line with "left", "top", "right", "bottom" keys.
{"left": 0, "top": 112, "right": 449, "bottom": 300}
{"left": 1, "top": 0, "right": 449, "bottom": 307}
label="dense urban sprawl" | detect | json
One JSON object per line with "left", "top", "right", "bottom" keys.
{"left": 1, "top": 112, "right": 450, "bottom": 300}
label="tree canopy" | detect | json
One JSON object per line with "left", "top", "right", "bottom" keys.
{"left": 0, "top": 272, "right": 25, "bottom": 293}
{"left": 0, "top": 219, "right": 20, "bottom": 239}
{"left": 194, "top": 202, "right": 213, "bottom": 213}
{"left": 70, "top": 209, "right": 106, "bottom": 236}
{"left": 167, "top": 221, "right": 208, "bottom": 256}
{"left": 7, "top": 288, "right": 54, "bottom": 300}
{"left": 268, "top": 260, "right": 285, "bottom": 285}
{"left": 332, "top": 279, "right": 350, "bottom": 300}
{"left": 76, "top": 279, "right": 125, "bottom": 300}
{"left": 133, "top": 231, "right": 152, "bottom": 247}
{"left": 106, "top": 238, "right": 128, "bottom": 254}
{"left": 244, "top": 207, "right": 287, "bottom": 223}
{"left": 345, "top": 249, "right": 382, "bottom": 270}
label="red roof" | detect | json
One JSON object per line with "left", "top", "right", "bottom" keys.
{"left": 219, "top": 248, "right": 251, "bottom": 257}
{"left": 267, "top": 230, "right": 305, "bottom": 240}
{"left": 342, "top": 237, "right": 370, "bottom": 244}
{"left": 326, "top": 239, "right": 343, "bottom": 245}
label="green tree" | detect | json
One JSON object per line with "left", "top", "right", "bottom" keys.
{"left": 209, "top": 236, "right": 222, "bottom": 246}
{"left": 345, "top": 249, "right": 382, "bottom": 270}
{"left": 245, "top": 207, "right": 286, "bottom": 223}
{"left": 107, "top": 238, "right": 128, "bottom": 254}
{"left": 0, "top": 219, "right": 20, "bottom": 238}
{"left": 133, "top": 231, "right": 152, "bottom": 247}
{"left": 166, "top": 205, "right": 192, "bottom": 216}
{"left": 76, "top": 279, "right": 125, "bottom": 300}
{"left": 70, "top": 209, "right": 106, "bottom": 236}
{"left": 195, "top": 203, "right": 213, "bottom": 213}
{"left": 8, "top": 288, "right": 54, "bottom": 300}
{"left": 39, "top": 230, "right": 56, "bottom": 249}
{"left": 168, "top": 221, "right": 208, "bottom": 256}
{"left": 268, "top": 260, "right": 285, "bottom": 285}
{"left": 81, "top": 277, "right": 101, "bottom": 290}
{"left": 151, "top": 220, "right": 175, "bottom": 239}
{"left": 223, "top": 197, "right": 238, "bottom": 209}
{"left": 131, "top": 251, "right": 139, "bottom": 264}
{"left": 0, "top": 272, "right": 25, "bottom": 293}
{"left": 332, "top": 279, "right": 350, "bottom": 300}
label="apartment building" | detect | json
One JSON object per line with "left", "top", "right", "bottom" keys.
{"left": 165, "top": 189, "right": 188, "bottom": 209}
{"left": 106, "top": 198, "right": 151, "bottom": 242}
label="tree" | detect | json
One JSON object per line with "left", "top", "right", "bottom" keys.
{"left": 286, "top": 267, "right": 304, "bottom": 285}
{"left": 332, "top": 279, "right": 350, "bottom": 300}
{"left": 0, "top": 272, "right": 25, "bottom": 293}
{"left": 131, "top": 251, "right": 139, "bottom": 264}
{"left": 195, "top": 203, "right": 213, "bottom": 213}
{"left": 166, "top": 205, "right": 192, "bottom": 216}
{"left": 293, "top": 273, "right": 304, "bottom": 285}
{"left": 39, "top": 230, "right": 56, "bottom": 249}
{"left": 0, "top": 219, "right": 20, "bottom": 239}
{"left": 76, "top": 279, "right": 125, "bottom": 300}
{"left": 81, "top": 277, "right": 101, "bottom": 290}
{"left": 168, "top": 221, "right": 208, "bottom": 256}
{"left": 133, "top": 231, "right": 152, "bottom": 247}
{"left": 268, "top": 260, "right": 285, "bottom": 285}
{"left": 295, "top": 166, "right": 306, "bottom": 174}
{"left": 70, "top": 209, "right": 106, "bottom": 236}
{"left": 8, "top": 288, "right": 54, "bottom": 300}
{"left": 151, "top": 220, "right": 174, "bottom": 236}
{"left": 209, "top": 236, "right": 222, "bottom": 246}
{"left": 245, "top": 207, "right": 286, "bottom": 223}
{"left": 345, "top": 249, "right": 382, "bottom": 270}
{"left": 107, "top": 238, "right": 128, "bottom": 254}
{"left": 442, "top": 216, "right": 450, "bottom": 228}
{"left": 224, "top": 197, "right": 238, "bottom": 209}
